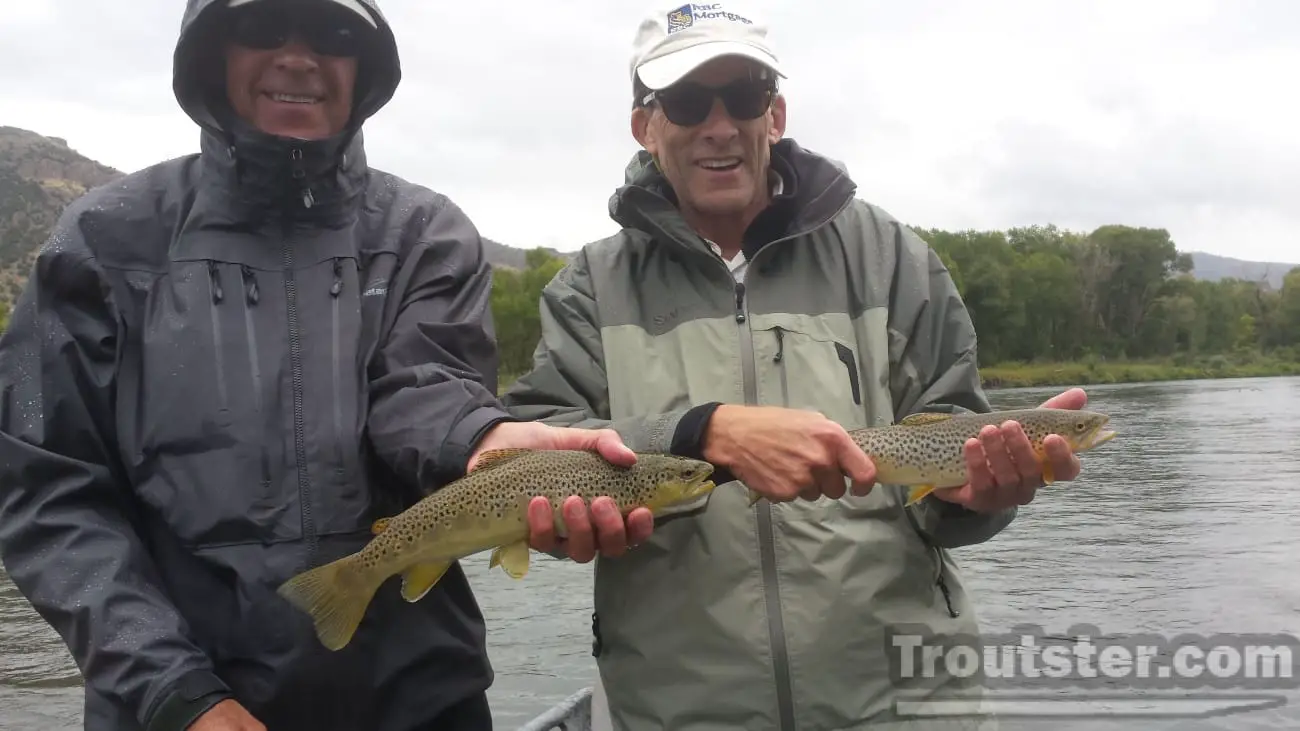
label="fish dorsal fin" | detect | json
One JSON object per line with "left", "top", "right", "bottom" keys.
{"left": 471, "top": 448, "right": 532, "bottom": 472}
{"left": 900, "top": 412, "right": 953, "bottom": 426}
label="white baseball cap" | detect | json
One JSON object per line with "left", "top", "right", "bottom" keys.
{"left": 226, "top": 0, "right": 379, "bottom": 29}
{"left": 630, "top": 1, "right": 785, "bottom": 90}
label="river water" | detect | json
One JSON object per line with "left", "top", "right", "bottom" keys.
{"left": 2, "top": 376, "right": 1298, "bottom": 729}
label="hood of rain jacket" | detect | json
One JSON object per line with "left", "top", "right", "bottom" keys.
{"left": 0, "top": 1, "right": 514, "bottom": 729}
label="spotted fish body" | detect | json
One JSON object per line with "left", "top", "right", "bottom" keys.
{"left": 277, "top": 449, "right": 715, "bottom": 650}
{"left": 845, "top": 407, "right": 1116, "bottom": 505}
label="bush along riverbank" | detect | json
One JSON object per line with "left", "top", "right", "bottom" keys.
{"left": 979, "top": 349, "right": 1300, "bottom": 389}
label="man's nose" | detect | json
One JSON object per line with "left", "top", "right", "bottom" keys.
{"left": 271, "top": 35, "right": 319, "bottom": 71}
{"left": 698, "top": 97, "right": 740, "bottom": 143}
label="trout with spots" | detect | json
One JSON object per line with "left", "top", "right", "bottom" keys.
{"left": 277, "top": 448, "right": 716, "bottom": 650}
{"left": 744, "top": 407, "right": 1117, "bottom": 507}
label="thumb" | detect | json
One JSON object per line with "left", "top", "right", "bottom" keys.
{"left": 594, "top": 429, "right": 637, "bottom": 467}
{"left": 836, "top": 435, "right": 877, "bottom": 494}
{"left": 1041, "top": 387, "right": 1087, "bottom": 410}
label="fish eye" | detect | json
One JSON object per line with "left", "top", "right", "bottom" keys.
{"left": 1074, "top": 421, "right": 1087, "bottom": 431}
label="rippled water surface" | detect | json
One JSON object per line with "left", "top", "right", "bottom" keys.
{"left": 3, "top": 377, "right": 1298, "bottom": 729}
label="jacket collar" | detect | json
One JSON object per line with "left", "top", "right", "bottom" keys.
{"left": 198, "top": 118, "right": 369, "bottom": 226}
{"left": 608, "top": 138, "right": 857, "bottom": 261}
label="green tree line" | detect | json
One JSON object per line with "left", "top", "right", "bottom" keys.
{"left": 492, "top": 224, "right": 1300, "bottom": 388}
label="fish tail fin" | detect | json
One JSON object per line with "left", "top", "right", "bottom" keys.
{"left": 905, "top": 484, "right": 937, "bottom": 506}
{"left": 277, "top": 555, "right": 381, "bottom": 652}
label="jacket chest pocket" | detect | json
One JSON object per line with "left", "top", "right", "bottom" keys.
{"left": 755, "top": 317, "right": 870, "bottom": 432}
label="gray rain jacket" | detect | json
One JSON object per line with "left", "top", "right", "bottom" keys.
{"left": 0, "top": 1, "right": 513, "bottom": 729}
{"left": 502, "top": 141, "right": 1013, "bottom": 730}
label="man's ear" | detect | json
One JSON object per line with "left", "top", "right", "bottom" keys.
{"left": 768, "top": 93, "right": 787, "bottom": 144}
{"left": 631, "top": 106, "right": 655, "bottom": 152}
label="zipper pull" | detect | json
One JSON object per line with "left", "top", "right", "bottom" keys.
{"left": 773, "top": 327, "right": 784, "bottom": 363}
{"left": 330, "top": 258, "right": 343, "bottom": 297}
{"left": 241, "top": 264, "right": 259, "bottom": 305}
{"left": 733, "top": 283, "right": 746, "bottom": 323}
{"left": 208, "top": 261, "right": 223, "bottom": 303}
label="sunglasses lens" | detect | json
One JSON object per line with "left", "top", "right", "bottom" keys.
{"left": 230, "top": 11, "right": 288, "bottom": 49}
{"left": 301, "top": 18, "right": 364, "bottom": 56}
{"left": 720, "top": 81, "right": 771, "bottom": 120}
{"left": 658, "top": 85, "right": 715, "bottom": 126}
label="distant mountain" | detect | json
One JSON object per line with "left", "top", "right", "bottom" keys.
{"left": 1187, "top": 251, "right": 1298, "bottom": 291}
{"left": 0, "top": 125, "right": 547, "bottom": 309}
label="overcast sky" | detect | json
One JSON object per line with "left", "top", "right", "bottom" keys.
{"left": 3, "top": 0, "right": 1297, "bottom": 264}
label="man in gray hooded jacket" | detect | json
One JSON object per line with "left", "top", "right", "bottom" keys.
{"left": 0, "top": 1, "right": 633, "bottom": 730}
{"left": 504, "top": 2, "right": 1091, "bottom": 729}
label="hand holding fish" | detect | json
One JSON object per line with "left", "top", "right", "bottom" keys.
{"left": 931, "top": 388, "right": 1088, "bottom": 512}
{"left": 189, "top": 700, "right": 266, "bottom": 731}
{"left": 468, "top": 421, "right": 654, "bottom": 562}
{"left": 704, "top": 405, "right": 878, "bottom": 503}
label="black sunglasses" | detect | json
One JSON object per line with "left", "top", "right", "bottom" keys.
{"left": 227, "top": 3, "right": 371, "bottom": 57}
{"left": 640, "top": 78, "right": 775, "bottom": 127}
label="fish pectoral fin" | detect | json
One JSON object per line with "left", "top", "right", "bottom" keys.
{"left": 1032, "top": 446, "right": 1055, "bottom": 485}
{"left": 900, "top": 412, "right": 953, "bottom": 427}
{"left": 399, "top": 560, "right": 452, "bottom": 603}
{"left": 906, "top": 484, "right": 938, "bottom": 506}
{"left": 489, "top": 541, "right": 531, "bottom": 579}
{"left": 470, "top": 448, "right": 532, "bottom": 473}
{"left": 370, "top": 517, "right": 392, "bottom": 535}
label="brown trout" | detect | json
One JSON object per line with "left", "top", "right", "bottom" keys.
{"left": 277, "top": 448, "right": 715, "bottom": 650}
{"left": 744, "top": 407, "right": 1116, "bottom": 506}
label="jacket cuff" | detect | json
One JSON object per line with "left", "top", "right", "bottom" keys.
{"left": 440, "top": 404, "right": 517, "bottom": 475}
{"left": 143, "top": 669, "right": 233, "bottom": 731}
{"left": 669, "top": 402, "right": 737, "bottom": 483}
{"left": 669, "top": 401, "right": 721, "bottom": 459}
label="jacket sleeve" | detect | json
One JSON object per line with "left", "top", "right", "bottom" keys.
{"left": 886, "top": 225, "right": 1017, "bottom": 549}
{"left": 366, "top": 196, "right": 517, "bottom": 492}
{"left": 0, "top": 219, "right": 233, "bottom": 731}
{"left": 498, "top": 248, "right": 710, "bottom": 455}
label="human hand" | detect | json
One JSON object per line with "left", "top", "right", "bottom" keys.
{"left": 189, "top": 700, "right": 265, "bottom": 731}
{"left": 468, "top": 421, "right": 651, "bottom": 562}
{"left": 467, "top": 421, "right": 636, "bottom": 471}
{"left": 932, "top": 388, "right": 1087, "bottom": 512}
{"left": 703, "top": 405, "right": 877, "bottom": 503}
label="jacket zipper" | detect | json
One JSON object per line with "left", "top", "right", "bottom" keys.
{"left": 931, "top": 544, "right": 959, "bottom": 617}
{"left": 239, "top": 264, "right": 271, "bottom": 490}
{"left": 286, "top": 145, "right": 317, "bottom": 567}
{"left": 206, "top": 261, "right": 229, "bottom": 413}
{"left": 330, "top": 257, "right": 347, "bottom": 481}
{"left": 735, "top": 278, "right": 796, "bottom": 731}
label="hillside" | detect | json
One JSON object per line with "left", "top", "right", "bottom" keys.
{"left": 0, "top": 126, "right": 122, "bottom": 303}
{"left": 1185, "top": 251, "right": 1298, "bottom": 291}
{"left": 0, "top": 126, "right": 549, "bottom": 310}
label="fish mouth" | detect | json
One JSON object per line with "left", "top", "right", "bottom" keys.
{"left": 1082, "top": 418, "right": 1118, "bottom": 450}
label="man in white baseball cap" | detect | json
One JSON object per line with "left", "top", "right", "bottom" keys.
{"left": 506, "top": 1, "right": 1090, "bottom": 729}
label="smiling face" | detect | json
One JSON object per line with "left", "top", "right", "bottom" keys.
{"left": 222, "top": 3, "right": 370, "bottom": 140}
{"left": 632, "top": 56, "right": 787, "bottom": 229}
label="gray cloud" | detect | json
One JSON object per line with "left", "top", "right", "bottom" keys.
{"left": 2, "top": 0, "right": 1296, "bottom": 263}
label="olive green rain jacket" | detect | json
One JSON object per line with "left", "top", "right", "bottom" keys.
{"left": 500, "top": 139, "right": 1012, "bottom": 730}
